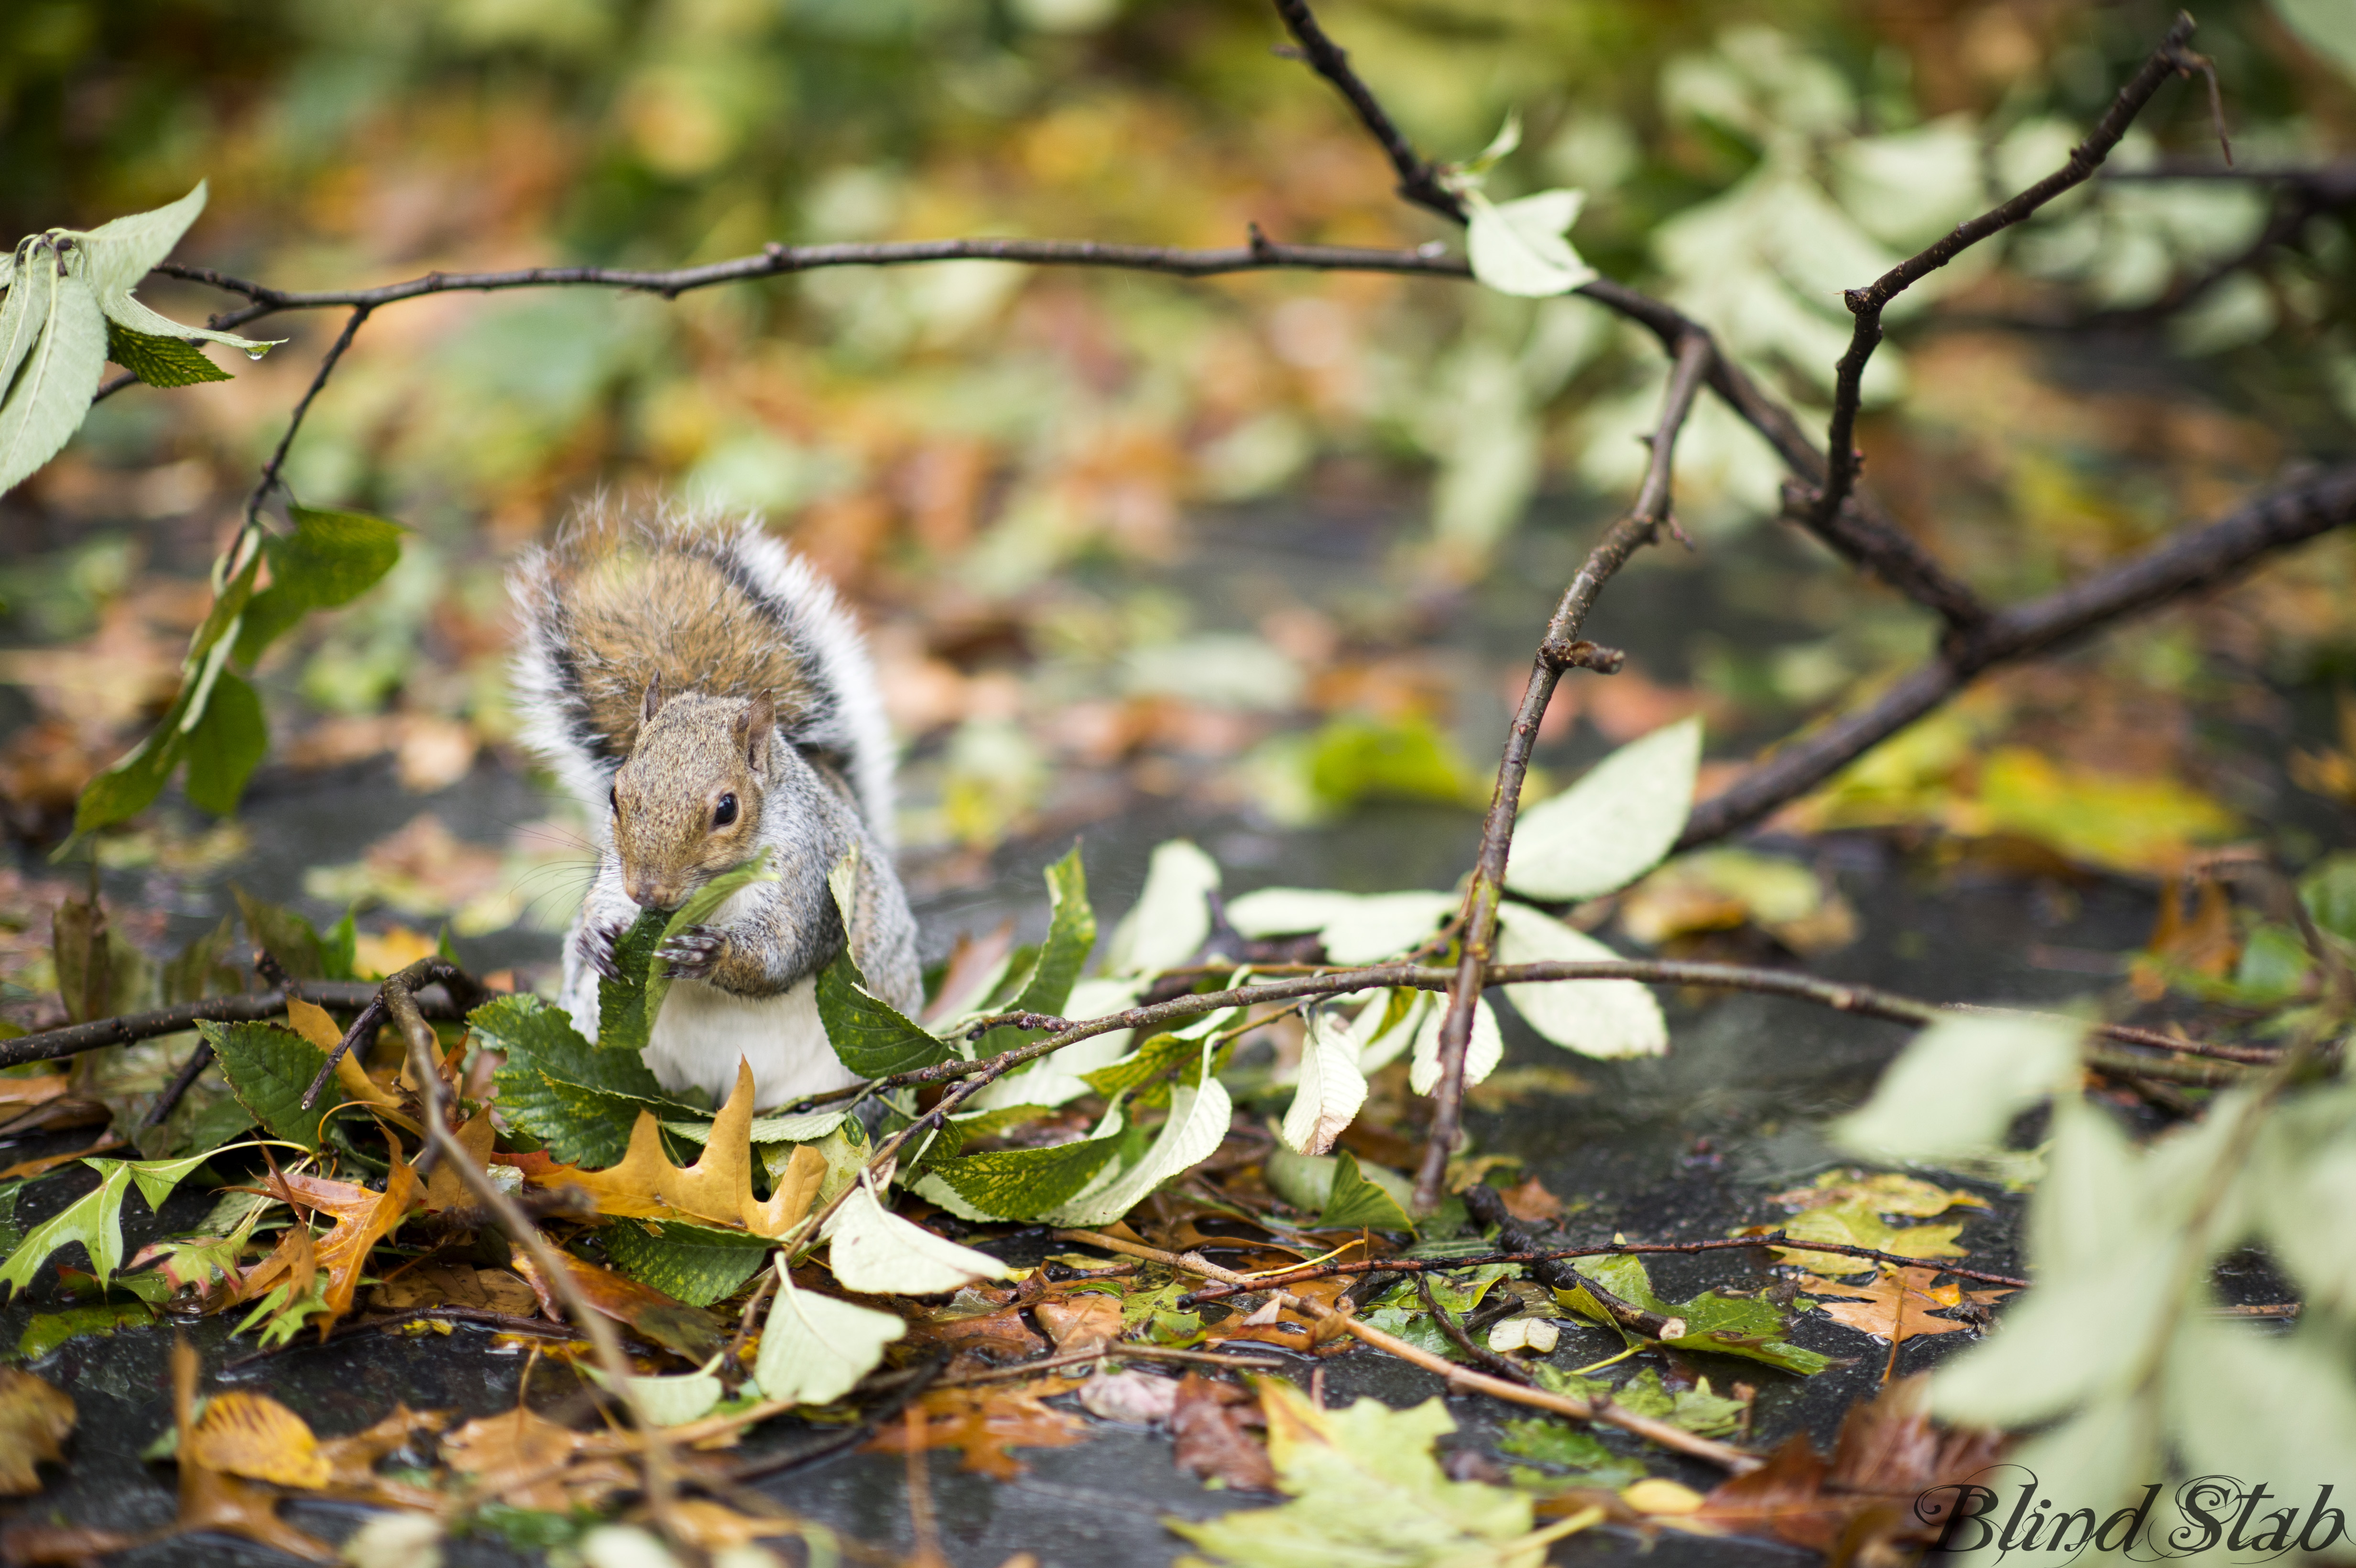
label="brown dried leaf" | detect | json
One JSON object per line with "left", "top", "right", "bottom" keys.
{"left": 1171, "top": 1374, "right": 1274, "bottom": 1492}
{"left": 1497, "top": 1175, "right": 1565, "bottom": 1223}
{"left": 904, "top": 1303, "right": 1048, "bottom": 1363}
{"left": 316, "top": 1404, "right": 449, "bottom": 1492}
{"left": 867, "top": 1381, "right": 1091, "bottom": 1479}
{"left": 440, "top": 1406, "right": 633, "bottom": 1512}
{"left": 1035, "top": 1291, "right": 1122, "bottom": 1353}
{"left": 528, "top": 1062, "right": 824, "bottom": 1235}
{"left": 0, "top": 1369, "right": 75, "bottom": 1495}
{"left": 0, "top": 1523, "right": 142, "bottom": 1568}
{"left": 1800, "top": 1267, "right": 2008, "bottom": 1346}
{"left": 664, "top": 1500, "right": 799, "bottom": 1551}
{"left": 420, "top": 1110, "right": 495, "bottom": 1212}
{"left": 370, "top": 1263, "right": 538, "bottom": 1318}
{"left": 509, "top": 1251, "right": 725, "bottom": 1361}
{"left": 0, "top": 1075, "right": 67, "bottom": 1108}
{"left": 189, "top": 1392, "right": 330, "bottom": 1489}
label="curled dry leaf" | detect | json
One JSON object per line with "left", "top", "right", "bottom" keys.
{"left": 510, "top": 1251, "right": 726, "bottom": 1361}
{"left": 1035, "top": 1290, "right": 1122, "bottom": 1353}
{"left": 283, "top": 998, "right": 409, "bottom": 1124}
{"left": 867, "top": 1380, "right": 1091, "bottom": 1479}
{"left": 1079, "top": 1369, "right": 1180, "bottom": 1424}
{"left": 439, "top": 1405, "right": 633, "bottom": 1512}
{"left": 371, "top": 1263, "right": 539, "bottom": 1318}
{"left": 1171, "top": 1374, "right": 1276, "bottom": 1492}
{"left": 0, "top": 1368, "right": 75, "bottom": 1495}
{"left": 525, "top": 1062, "right": 825, "bottom": 1236}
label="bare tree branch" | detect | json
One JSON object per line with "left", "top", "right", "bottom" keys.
{"left": 1268, "top": 0, "right": 1467, "bottom": 224}
{"left": 0, "top": 980, "right": 461, "bottom": 1070}
{"left": 1812, "top": 13, "right": 2203, "bottom": 531}
{"left": 1682, "top": 460, "right": 2356, "bottom": 848}
{"left": 244, "top": 304, "right": 371, "bottom": 523}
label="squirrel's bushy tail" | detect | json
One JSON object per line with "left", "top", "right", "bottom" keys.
{"left": 510, "top": 500, "right": 896, "bottom": 845}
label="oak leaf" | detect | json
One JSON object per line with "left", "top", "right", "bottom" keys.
{"left": 1799, "top": 1266, "right": 2011, "bottom": 1346}
{"left": 1171, "top": 1373, "right": 1275, "bottom": 1491}
{"left": 265, "top": 1143, "right": 418, "bottom": 1329}
{"left": 526, "top": 1061, "right": 825, "bottom": 1236}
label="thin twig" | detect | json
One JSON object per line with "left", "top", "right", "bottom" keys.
{"left": 933, "top": 1344, "right": 1291, "bottom": 1387}
{"left": 0, "top": 980, "right": 458, "bottom": 1069}
{"left": 1053, "top": 1229, "right": 1760, "bottom": 1471}
{"left": 1414, "top": 331, "right": 1714, "bottom": 1211}
{"left": 1268, "top": 0, "right": 1465, "bottom": 223}
{"left": 386, "top": 971, "right": 685, "bottom": 1542}
{"left": 140, "top": 1036, "right": 217, "bottom": 1130}
{"left": 245, "top": 305, "right": 372, "bottom": 523}
{"left": 1682, "top": 461, "right": 2356, "bottom": 848}
{"left": 1417, "top": 1273, "right": 1535, "bottom": 1384}
{"left": 299, "top": 956, "right": 489, "bottom": 1110}
{"left": 1813, "top": 14, "right": 2201, "bottom": 530}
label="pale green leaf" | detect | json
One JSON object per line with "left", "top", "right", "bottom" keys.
{"left": 0, "top": 261, "right": 107, "bottom": 494}
{"left": 821, "top": 1180, "right": 1011, "bottom": 1295}
{"left": 1493, "top": 904, "right": 1666, "bottom": 1059}
{"left": 1505, "top": 717, "right": 1701, "bottom": 900}
{"left": 754, "top": 1263, "right": 906, "bottom": 1405}
{"left": 1103, "top": 838, "right": 1220, "bottom": 976}
{"left": 1047, "top": 1054, "right": 1232, "bottom": 1227}
{"left": 70, "top": 181, "right": 208, "bottom": 298}
{"left": 1224, "top": 888, "right": 1456, "bottom": 965}
{"left": 1465, "top": 188, "right": 1598, "bottom": 299}
{"left": 1831, "top": 1013, "right": 2081, "bottom": 1163}
{"left": 1281, "top": 1006, "right": 1368, "bottom": 1155}
{"left": 1408, "top": 993, "right": 1501, "bottom": 1095}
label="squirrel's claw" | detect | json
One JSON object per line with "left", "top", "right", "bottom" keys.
{"left": 583, "top": 920, "right": 628, "bottom": 981}
{"left": 658, "top": 925, "right": 723, "bottom": 981}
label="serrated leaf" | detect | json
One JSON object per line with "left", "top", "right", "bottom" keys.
{"left": 817, "top": 949, "right": 950, "bottom": 1077}
{"left": 201, "top": 1020, "right": 331, "bottom": 1149}
{"left": 1010, "top": 844, "right": 1095, "bottom": 1016}
{"left": 600, "top": 1220, "right": 774, "bottom": 1308}
{"left": 754, "top": 1262, "right": 905, "bottom": 1406}
{"left": 0, "top": 250, "right": 56, "bottom": 414}
{"left": 104, "top": 320, "right": 230, "bottom": 388}
{"left": 1320, "top": 1148, "right": 1417, "bottom": 1232}
{"left": 1104, "top": 839, "right": 1220, "bottom": 976}
{"left": 182, "top": 668, "right": 267, "bottom": 816}
{"left": 0, "top": 258, "right": 107, "bottom": 495}
{"left": 1408, "top": 993, "right": 1502, "bottom": 1095}
{"left": 1493, "top": 904, "right": 1667, "bottom": 1059}
{"left": 597, "top": 850, "right": 780, "bottom": 1054}
{"left": 1464, "top": 187, "right": 1598, "bottom": 299}
{"left": 0, "top": 1150, "right": 214, "bottom": 1297}
{"left": 70, "top": 182, "right": 207, "bottom": 298}
{"left": 527, "top": 1066, "right": 827, "bottom": 1236}
{"left": 925, "top": 1100, "right": 1128, "bottom": 1221}
{"left": 1281, "top": 1007, "right": 1368, "bottom": 1155}
{"left": 821, "top": 1179, "right": 1011, "bottom": 1295}
{"left": 1506, "top": 717, "right": 1701, "bottom": 900}
{"left": 476, "top": 994, "right": 695, "bottom": 1165}
{"left": 232, "top": 506, "right": 405, "bottom": 665}
{"left": 1048, "top": 1046, "right": 1232, "bottom": 1227}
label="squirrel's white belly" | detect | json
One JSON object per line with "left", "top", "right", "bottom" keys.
{"left": 641, "top": 975, "right": 860, "bottom": 1110}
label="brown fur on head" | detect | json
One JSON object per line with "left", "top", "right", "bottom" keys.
{"left": 611, "top": 688, "right": 776, "bottom": 910}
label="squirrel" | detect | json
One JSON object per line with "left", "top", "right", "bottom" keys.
{"left": 510, "top": 503, "right": 922, "bottom": 1110}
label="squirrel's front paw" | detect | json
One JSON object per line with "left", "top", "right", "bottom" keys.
{"left": 657, "top": 925, "right": 723, "bottom": 981}
{"left": 582, "top": 919, "right": 630, "bottom": 981}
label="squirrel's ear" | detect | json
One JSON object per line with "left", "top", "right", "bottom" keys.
{"left": 737, "top": 691, "right": 776, "bottom": 775}
{"left": 641, "top": 674, "right": 665, "bottom": 727}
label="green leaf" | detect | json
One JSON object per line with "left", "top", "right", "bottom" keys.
{"left": 104, "top": 320, "right": 230, "bottom": 388}
{"left": 753, "top": 1263, "right": 905, "bottom": 1406}
{"left": 2272, "top": 0, "right": 2356, "bottom": 81}
{"left": 69, "top": 183, "right": 278, "bottom": 359}
{"left": 924, "top": 1102, "right": 1128, "bottom": 1221}
{"left": 1168, "top": 1382, "right": 1548, "bottom": 1568}
{"left": 596, "top": 851, "right": 779, "bottom": 1054}
{"left": 0, "top": 1151, "right": 214, "bottom": 1297}
{"left": 1493, "top": 904, "right": 1667, "bottom": 1059}
{"left": 17, "top": 1300, "right": 153, "bottom": 1361}
{"left": 816, "top": 949, "right": 951, "bottom": 1078}
{"left": 0, "top": 254, "right": 108, "bottom": 496}
{"left": 182, "top": 668, "right": 267, "bottom": 816}
{"left": 821, "top": 1181, "right": 1012, "bottom": 1296}
{"left": 599, "top": 1221, "right": 774, "bottom": 1308}
{"left": 476, "top": 995, "right": 688, "bottom": 1165}
{"left": 1832, "top": 1013, "right": 2083, "bottom": 1164}
{"left": 1011, "top": 844, "right": 1095, "bottom": 1017}
{"left": 1555, "top": 1254, "right": 1830, "bottom": 1375}
{"left": 1464, "top": 187, "right": 1598, "bottom": 299}
{"left": 232, "top": 506, "right": 406, "bottom": 666}
{"left": 320, "top": 908, "right": 358, "bottom": 982}
{"left": 201, "top": 1020, "right": 330, "bottom": 1149}
{"left": 1103, "top": 838, "right": 1220, "bottom": 976}
{"left": 1320, "top": 1148, "right": 1418, "bottom": 1233}
{"left": 69, "top": 723, "right": 183, "bottom": 834}
{"left": 1505, "top": 716, "right": 1701, "bottom": 901}
{"left": 1048, "top": 1050, "right": 1232, "bottom": 1227}
{"left": 1494, "top": 1418, "right": 1642, "bottom": 1487}
{"left": 1080, "top": 1029, "right": 1198, "bottom": 1100}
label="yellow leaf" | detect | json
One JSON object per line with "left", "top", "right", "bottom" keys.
{"left": 191, "top": 1391, "right": 331, "bottom": 1489}
{"left": 284, "top": 998, "right": 404, "bottom": 1116}
{"left": 532, "top": 1061, "right": 826, "bottom": 1237}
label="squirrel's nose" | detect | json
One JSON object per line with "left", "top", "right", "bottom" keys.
{"left": 626, "top": 878, "right": 660, "bottom": 909}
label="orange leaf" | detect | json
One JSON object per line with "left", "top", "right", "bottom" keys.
{"left": 189, "top": 1392, "right": 330, "bottom": 1489}
{"left": 267, "top": 1145, "right": 418, "bottom": 1330}
{"left": 440, "top": 1405, "right": 633, "bottom": 1512}
{"left": 285, "top": 998, "right": 410, "bottom": 1124}
{"left": 421, "top": 1110, "right": 495, "bottom": 1212}
{"left": 1799, "top": 1267, "right": 2006, "bottom": 1347}
{"left": 0, "top": 1367, "right": 75, "bottom": 1496}
{"left": 866, "top": 1380, "right": 1090, "bottom": 1479}
{"left": 525, "top": 1061, "right": 825, "bottom": 1236}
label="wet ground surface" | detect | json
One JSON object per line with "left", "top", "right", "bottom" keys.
{"left": 3, "top": 497, "right": 2327, "bottom": 1564}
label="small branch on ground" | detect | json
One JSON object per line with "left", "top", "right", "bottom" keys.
{"left": 0, "top": 980, "right": 463, "bottom": 1070}
{"left": 299, "top": 956, "right": 491, "bottom": 1111}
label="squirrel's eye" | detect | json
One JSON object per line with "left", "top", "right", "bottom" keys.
{"left": 713, "top": 793, "right": 738, "bottom": 828}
